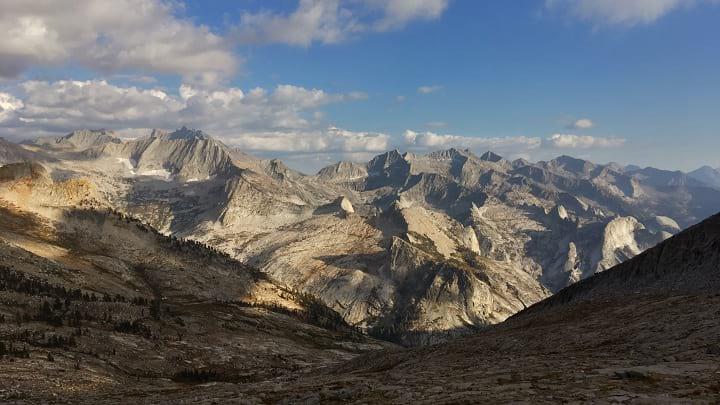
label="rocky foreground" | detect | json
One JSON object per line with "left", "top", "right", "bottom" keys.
{"left": 104, "top": 294, "right": 720, "bottom": 404}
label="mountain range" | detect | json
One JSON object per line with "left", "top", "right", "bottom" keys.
{"left": 2, "top": 128, "right": 720, "bottom": 346}
{"left": 1, "top": 127, "right": 719, "bottom": 402}
{"left": 689, "top": 165, "right": 720, "bottom": 189}
{"left": 210, "top": 210, "right": 720, "bottom": 403}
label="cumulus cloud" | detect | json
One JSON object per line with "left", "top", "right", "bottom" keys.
{"left": 547, "top": 133, "right": 626, "bottom": 148}
{"left": 404, "top": 130, "right": 543, "bottom": 152}
{"left": 0, "top": 79, "right": 386, "bottom": 155}
{"left": 234, "top": 0, "right": 449, "bottom": 46}
{"left": 11, "top": 80, "right": 183, "bottom": 132}
{"left": 417, "top": 85, "right": 443, "bottom": 94}
{"left": 545, "top": 0, "right": 714, "bottom": 26}
{"left": 0, "top": 0, "right": 237, "bottom": 84}
{"left": 0, "top": 0, "right": 452, "bottom": 83}
{"left": 571, "top": 118, "right": 594, "bottom": 129}
{"left": 401, "top": 130, "right": 627, "bottom": 159}
{"left": 0, "top": 92, "right": 23, "bottom": 123}
{"left": 226, "top": 127, "right": 389, "bottom": 153}
{"left": 271, "top": 84, "right": 344, "bottom": 108}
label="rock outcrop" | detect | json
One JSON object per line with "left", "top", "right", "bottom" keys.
{"left": 84, "top": 127, "right": 239, "bottom": 181}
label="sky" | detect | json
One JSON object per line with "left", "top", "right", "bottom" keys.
{"left": 0, "top": 0, "right": 718, "bottom": 173}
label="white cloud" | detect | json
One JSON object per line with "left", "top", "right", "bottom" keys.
{"left": 402, "top": 130, "right": 627, "bottom": 157}
{"left": 234, "top": 0, "right": 449, "bottom": 46}
{"left": 235, "top": 0, "right": 351, "bottom": 46}
{"left": 227, "top": 127, "right": 389, "bottom": 153}
{"left": 13, "top": 80, "right": 183, "bottom": 132}
{"left": 546, "top": 0, "right": 714, "bottom": 26}
{"left": 547, "top": 133, "right": 625, "bottom": 148}
{"left": 572, "top": 118, "right": 594, "bottom": 129}
{"left": 396, "top": 95, "right": 406, "bottom": 102}
{"left": 0, "top": 0, "right": 237, "bottom": 84}
{"left": 404, "top": 130, "right": 543, "bottom": 152}
{"left": 0, "top": 0, "right": 450, "bottom": 83}
{"left": 0, "top": 79, "right": 386, "bottom": 155}
{"left": 417, "top": 85, "right": 443, "bottom": 94}
{"left": 0, "top": 92, "right": 23, "bottom": 123}
{"left": 272, "top": 84, "right": 342, "bottom": 108}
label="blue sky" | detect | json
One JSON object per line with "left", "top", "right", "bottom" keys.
{"left": 0, "top": 0, "right": 718, "bottom": 172}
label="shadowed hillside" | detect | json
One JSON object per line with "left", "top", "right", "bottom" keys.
{"left": 0, "top": 200, "right": 392, "bottom": 402}
{"left": 134, "top": 210, "right": 720, "bottom": 403}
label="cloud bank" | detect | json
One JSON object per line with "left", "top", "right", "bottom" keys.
{"left": 0, "top": 80, "right": 385, "bottom": 154}
{"left": 0, "top": 0, "right": 237, "bottom": 84}
{"left": 547, "top": 133, "right": 626, "bottom": 148}
{"left": 403, "top": 130, "right": 626, "bottom": 154}
{"left": 403, "top": 130, "right": 543, "bottom": 154}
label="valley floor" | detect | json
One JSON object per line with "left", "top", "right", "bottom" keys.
{"left": 43, "top": 294, "right": 720, "bottom": 404}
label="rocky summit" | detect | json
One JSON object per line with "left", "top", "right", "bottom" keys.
{"left": 0, "top": 129, "right": 719, "bottom": 403}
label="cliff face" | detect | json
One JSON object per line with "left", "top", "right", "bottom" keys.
{"left": 528, "top": 212, "right": 720, "bottom": 311}
{"left": 374, "top": 237, "right": 548, "bottom": 346}
{"left": 316, "top": 161, "right": 368, "bottom": 185}
{"left": 86, "top": 128, "right": 239, "bottom": 181}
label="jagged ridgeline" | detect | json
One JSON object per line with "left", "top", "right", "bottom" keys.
{"left": 1, "top": 128, "right": 720, "bottom": 347}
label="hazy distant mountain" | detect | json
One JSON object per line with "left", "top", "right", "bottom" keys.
{"left": 625, "top": 165, "right": 703, "bottom": 187}
{"left": 28, "top": 129, "right": 122, "bottom": 150}
{"left": 2, "top": 128, "right": 719, "bottom": 347}
{"left": 689, "top": 165, "right": 720, "bottom": 189}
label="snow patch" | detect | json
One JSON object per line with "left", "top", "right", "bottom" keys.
{"left": 186, "top": 175, "right": 211, "bottom": 183}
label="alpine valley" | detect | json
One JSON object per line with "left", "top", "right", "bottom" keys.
{"left": 1, "top": 128, "right": 719, "bottom": 402}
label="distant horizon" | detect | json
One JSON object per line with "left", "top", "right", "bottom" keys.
{"left": 6, "top": 126, "right": 716, "bottom": 175}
